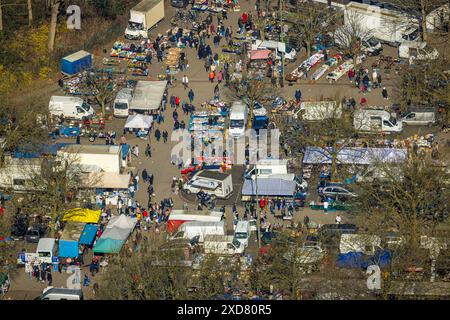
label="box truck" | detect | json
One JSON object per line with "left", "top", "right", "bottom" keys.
{"left": 36, "top": 238, "right": 57, "bottom": 264}
{"left": 125, "top": 0, "right": 165, "bottom": 40}
{"left": 170, "top": 221, "right": 225, "bottom": 242}
{"left": 113, "top": 88, "right": 134, "bottom": 117}
{"left": 48, "top": 96, "right": 94, "bottom": 120}
{"left": 353, "top": 109, "right": 403, "bottom": 133}
{"left": 228, "top": 101, "right": 248, "bottom": 138}
{"left": 61, "top": 50, "right": 92, "bottom": 76}
{"left": 234, "top": 221, "right": 251, "bottom": 248}
{"left": 204, "top": 235, "right": 245, "bottom": 255}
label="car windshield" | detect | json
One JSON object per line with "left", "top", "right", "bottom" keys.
{"left": 368, "top": 38, "right": 379, "bottom": 46}
{"left": 234, "top": 232, "right": 248, "bottom": 239}
{"left": 230, "top": 119, "right": 244, "bottom": 128}
{"left": 422, "top": 44, "right": 434, "bottom": 54}
{"left": 115, "top": 102, "right": 128, "bottom": 110}
{"left": 38, "top": 252, "right": 51, "bottom": 258}
{"left": 389, "top": 117, "right": 397, "bottom": 125}
{"left": 81, "top": 102, "right": 91, "bottom": 111}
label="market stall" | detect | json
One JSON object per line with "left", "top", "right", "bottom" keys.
{"left": 93, "top": 214, "right": 137, "bottom": 254}
{"left": 124, "top": 114, "right": 153, "bottom": 137}
{"left": 62, "top": 208, "right": 101, "bottom": 224}
{"left": 241, "top": 178, "right": 297, "bottom": 200}
{"left": 326, "top": 60, "right": 353, "bottom": 82}
{"left": 59, "top": 221, "right": 86, "bottom": 258}
{"left": 286, "top": 52, "right": 324, "bottom": 82}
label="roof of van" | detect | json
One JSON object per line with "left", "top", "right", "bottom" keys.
{"left": 37, "top": 238, "right": 56, "bottom": 251}
{"left": 50, "top": 96, "right": 84, "bottom": 103}
{"left": 115, "top": 88, "right": 133, "bottom": 100}
{"left": 235, "top": 220, "right": 249, "bottom": 231}
{"left": 204, "top": 234, "right": 233, "bottom": 241}
{"left": 355, "top": 109, "right": 390, "bottom": 115}
{"left": 230, "top": 101, "right": 247, "bottom": 113}
{"left": 62, "top": 51, "right": 91, "bottom": 63}
{"left": 406, "top": 106, "right": 436, "bottom": 113}
{"left": 256, "top": 159, "right": 288, "bottom": 166}
{"left": 196, "top": 170, "right": 230, "bottom": 181}
{"left": 42, "top": 287, "right": 83, "bottom": 296}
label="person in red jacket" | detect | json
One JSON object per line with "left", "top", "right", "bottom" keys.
{"left": 259, "top": 198, "right": 265, "bottom": 209}
{"left": 242, "top": 12, "right": 248, "bottom": 25}
{"left": 175, "top": 96, "right": 181, "bottom": 107}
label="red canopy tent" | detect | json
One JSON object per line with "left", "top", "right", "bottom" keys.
{"left": 250, "top": 49, "right": 272, "bottom": 60}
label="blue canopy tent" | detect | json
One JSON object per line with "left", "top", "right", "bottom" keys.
{"left": 58, "top": 221, "right": 86, "bottom": 258}
{"left": 79, "top": 224, "right": 98, "bottom": 246}
{"left": 241, "top": 179, "right": 297, "bottom": 197}
{"left": 14, "top": 143, "right": 69, "bottom": 159}
{"left": 337, "top": 250, "right": 392, "bottom": 269}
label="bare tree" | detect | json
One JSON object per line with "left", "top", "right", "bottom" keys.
{"left": 334, "top": 12, "right": 373, "bottom": 66}
{"left": 27, "top": 0, "right": 33, "bottom": 26}
{"left": 81, "top": 69, "right": 123, "bottom": 116}
{"left": 286, "top": 1, "right": 336, "bottom": 58}
{"left": 387, "top": 0, "right": 449, "bottom": 41}
{"left": 227, "top": 76, "right": 278, "bottom": 127}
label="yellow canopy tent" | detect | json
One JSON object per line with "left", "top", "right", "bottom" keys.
{"left": 62, "top": 208, "right": 101, "bottom": 224}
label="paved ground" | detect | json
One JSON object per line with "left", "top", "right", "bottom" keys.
{"left": 5, "top": 0, "right": 446, "bottom": 300}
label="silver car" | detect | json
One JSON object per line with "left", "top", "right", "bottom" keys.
{"left": 321, "top": 186, "right": 357, "bottom": 198}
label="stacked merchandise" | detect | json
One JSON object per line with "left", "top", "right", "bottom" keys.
{"left": 326, "top": 60, "right": 353, "bottom": 82}
{"left": 164, "top": 47, "right": 182, "bottom": 74}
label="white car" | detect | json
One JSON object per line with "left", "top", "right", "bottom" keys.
{"left": 362, "top": 38, "right": 383, "bottom": 56}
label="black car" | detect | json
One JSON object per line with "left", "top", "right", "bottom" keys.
{"left": 11, "top": 211, "right": 29, "bottom": 240}
{"left": 25, "top": 226, "right": 46, "bottom": 243}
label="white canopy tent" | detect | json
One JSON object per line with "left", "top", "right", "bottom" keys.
{"left": 124, "top": 114, "right": 153, "bottom": 129}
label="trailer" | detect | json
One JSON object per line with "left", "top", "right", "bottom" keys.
{"left": 61, "top": 51, "right": 92, "bottom": 76}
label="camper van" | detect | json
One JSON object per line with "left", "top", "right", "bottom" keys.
{"left": 113, "top": 88, "right": 134, "bottom": 117}
{"left": 234, "top": 221, "right": 251, "bottom": 248}
{"left": 228, "top": 101, "right": 248, "bottom": 138}
{"left": 183, "top": 170, "right": 233, "bottom": 199}
{"left": 38, "top": 287, "right": 83, "bottom": 300}
{"left": 399, "top": 107, "right": 436, "bottom": 126}
{"left": 353, "top": 109, "right": 403, "bottom": 133}
{"left": 36, "top": 238, "right": 57, "bottom": 264}
{"left": 204, "top": 235, "right": 245, "bottom": 255}
{"left": 48, "top": 96, "right": 94, "bottom": 120}
{"left": 399, "top": 41, "right": 439, "bottom": 61}
{"left": 170, "top": 221, "right": 225, "bottom": 243}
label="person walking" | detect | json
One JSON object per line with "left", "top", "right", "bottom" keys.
{"left": 382, "top": 87, "right": 388, "bottom": 99}
{"left": 377, "top": 73, "right": 382, "bottom": 87}
{"left": 182, "top": 75, "right": 189, "bottom": 90}
{"left": 163, "top": 130, "right": 168, "bottom": 143}
{"left": 217, "top": 70, "right": 223, "bottom": 84}
{"left": 155, "top": 128, "right": 161, "bottom": 142}
{"left": 145, "top": 143, "right": 151, "bottom": 157}
{"left": 295, "top": 89, "right": 302, "bottom": 103}
{"left": 142, "top": 169, "right": 148, "bottom": 183}
{"left": 188, "top": 88, "right": 194, "bottom": 103}
{"left": 209, "top": 70, "right": 215, "bottom": 83}
{"left": 335, "top": 214, "right": 342, "bottom": 224}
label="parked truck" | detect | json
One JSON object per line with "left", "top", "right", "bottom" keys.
{"left": 353, "top": 109, "right": 403, "bottom": 133}
{"left": 48, "top": 96, "right": 94, "bottom": 120}
{"left": 170, "top": 221, "right": 226, "bottom": 243}
{"left": 125, "top": 0, "right": 165, "bottom": 40}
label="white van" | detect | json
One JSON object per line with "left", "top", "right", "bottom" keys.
{"left": 204, "top": 235, "right": 245, "bottom": 255}
{"left": 39, "top": 287, "right": 83, "bottom": 300}
{"left": 36, "top": 238, "right": 56, "bottom": 264}
{"left": 399, "top": 107, "right": 436, "bottom": 126}
{"left": 113, "top": 88, "right": 133, "bottom": 117}
{"left": 399, "top": 41, "right": 439, "bottom": 61}
{"left": 234, "top": 221, "right": 250, "bottom": 248}
{"left": 48, "top": 96, "right": 94, "bottom": 120}
{"left": 229, "top": 101, "right": 248, "bottom": 138}
{"left": 183, "top": 170, "right": 233, "bottom": 199}
{"left": 354, "top": 109, "right": 403, "bottom": 133}
{"left": 170, "top": 221, "right": 225, "bottom": 243}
